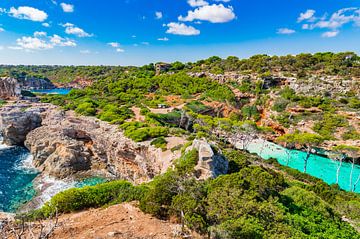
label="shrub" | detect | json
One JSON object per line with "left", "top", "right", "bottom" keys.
{"left": 150, "top": 137, "right": 168, "bottom": 150}
{"left": 32, "top": 181, "right": 146, "bottom": 217}
{"left": 272, "top": 97, "right": 289, "bottom": 112}
{"left": 75, "top": 102, "right": 97, "bottom": 116}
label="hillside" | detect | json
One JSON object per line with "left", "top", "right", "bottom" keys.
{"left": 1, "top": 52, "right": 360, "bottom": 238}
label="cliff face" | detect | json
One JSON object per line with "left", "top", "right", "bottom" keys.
{"left": 0, "top": 102, "right": 180, "bottom": 183}
{"left": 17, "top": 77, "right": 55, "bottom": 90}
{"left": 0, "top": 77, "right": 21, "bottom": 100}
{"left": 0, "top": 103, "right": 46, "bottom": 145}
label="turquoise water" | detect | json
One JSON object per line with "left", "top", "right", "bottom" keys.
{"left": 31, "top": 88, "right": 71, "bottom": 95}
{"left": 0, "top": 146, "right": 39, "bottom": 212}
{"left": 246, "top": 140, "right": 360, "bottom": 193}
{"left": 0, "top": 141, "right": 106, "bottom": 212}
{"left": 75, "top": 177, "right": 108, "bottom": 188}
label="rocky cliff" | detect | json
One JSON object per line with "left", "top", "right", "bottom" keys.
{"left": 0, "top": 77, "right": 21, "bottom": 100}
{"left": 17, "top": 76, "right": 55, "bottom": 90}
{"left": 0, "top": 102, "right": 182, "bottom": 183}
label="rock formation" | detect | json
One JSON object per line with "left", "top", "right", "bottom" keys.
{"left": 0, "top": 102, "right": 181, "bottom": 183}
{"left": 17, "top": 77, "right": 55, "bottom": 90}
{"left": 0, "top": 77, "right": 21, "bottom": 100}
{"left": 0, "top": 103, "right": 46, "bottom": 145}
{"left": 187, "top": 139, "right": 228, "bottom": 180}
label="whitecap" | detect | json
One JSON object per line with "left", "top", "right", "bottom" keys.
{"left": 28, "top": 176, "right": 76, "bottom": 209}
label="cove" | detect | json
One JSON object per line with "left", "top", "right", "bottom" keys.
{"left": 236, "top": 139, "right": 360, "bottom": 193}
{"left": 31, "top": 88, "right": 71, "bottom": 95}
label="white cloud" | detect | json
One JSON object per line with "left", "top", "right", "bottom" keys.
{"left": 141, "top": 42, "right": 150, "bottom": 45}
{"left": 165, "top": 22, "right": 200, "bottom": 35}
{"left": 0, "top": 27, "right": 4, "bottom": 32}
{"left": 61, "top": 23, "right": 92, "bottom": 37}
{"left": 34, "top": 31, "right": 47, "bottom": 37}
{"left": 50, "top": 34, "right": 76, "bottom": 46}
{"left": 60, "top": 3, "right": 74, "bottom": 13}
{"left": 298, "top": 8, "right": 360, "bottom": 37}
{"left": 310, "top": 8, "right": 360, "bottom": 30}
{"left": 155, "top": 11, "right": 163, "bottom": 19}
{"left": 302, "top": 24, "right": 309, "bottom": 30}
{"left": 12, "top": 32, "right": 76, "bottom": 50}
{"left": 188, "top": 0, "right": 209, "bottom": 7}
{"left": 42, "top": 22, "right": 50, "bottom": 27}
{"left": 322, "top": 31, "right": 339, "bottom": 38}
{"left": 178, "top": 4, "right": 235, "bottom": 23}
{"left": 298, "top": 9, "right": 316, "bottom": 22}
{"left": 108, "top": 42, "right": 120, "bottom": 48}
{"left": 277, "top": 28, "right": 295, "bottom": 34}
{"left": 8, "top": 6, "right": 48, "bottom": 22}
{"left": 0, "top": 46, "right": 4, "bottom": 50}
{"left": 158, "top": 37, "right": 169, "bottom": 41}
{"left": 16, "top": 36, "right": 53, "bottom": 50}
{"left": 108, "top": 42, "right": 124, "bottom": 52}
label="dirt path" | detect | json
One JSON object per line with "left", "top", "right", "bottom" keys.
{"left": 49, "top": 203, "right": 183, "bottom": 239}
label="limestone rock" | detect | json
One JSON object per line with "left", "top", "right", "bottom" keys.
{"left": 0, "top": 77, "right": 21, "bottom": 100}
{"left": 188, "top": 139, "right": 228, "bottom": 180}
{"left": 0, "top": 103, "right": 48, "bottom": 145}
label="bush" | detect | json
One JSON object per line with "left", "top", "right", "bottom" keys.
{"left": 150, "top": 137, "right": 168, "bottom": 150}
{"left": 75, "top": 102, "right": 97, "bottom": 116}
{"left": 272, "top": 97, "right": 289, "bottom": 112}
{"left": 120, "top": 122, "right": 169, "bottom": 142}
{"left": 32, "top": 181, "right": 146, "bottom": 217}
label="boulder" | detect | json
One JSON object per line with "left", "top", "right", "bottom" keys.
{"left": 0, "top": 77, "right": 21, "bottom": 100}
{"left": 188, "top": 139, "right": 228, "bottom": 180}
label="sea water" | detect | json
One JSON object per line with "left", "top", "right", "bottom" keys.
{"left": 0, "top": 145, "right": 38, "bottom": 212}
{"left": 31, "top": 88, "right": 71, "bottom": 95}
{"left": 0, "top": 136, "right": 106, "bottom": 212}
{"left": 239, "top": 139, "right": 360, "bottom": 193}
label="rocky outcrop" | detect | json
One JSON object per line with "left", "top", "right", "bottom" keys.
{"left": 17, "top": 76, "right": 55, "bottom": 90}
{"left": 187, "top": 139, "right": 228, "bottom": 180}
{"left": 287, "top": 76, "right": 360, "bottom": 96}
{"left": 0, "top": 103, "right": 47, "bottom": 145}
{"left": 0, "top": 102, "right": 181, "bottom": 183}
{"left": 0, "top": 77, "right": 21, "bottom": 99}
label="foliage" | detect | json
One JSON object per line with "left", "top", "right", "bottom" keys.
{"left": 29, "top": 181, "right": 147, "bottom": 218}
{"left": 313, "top": 113, "right": 348, "bottom": 139}
{"left": 120, "top": 122, "right": 169, "bottom": 142}
{"left": 150, "top": 137, "right": 168, "bottom": 150}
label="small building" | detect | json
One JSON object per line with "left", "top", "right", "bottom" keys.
{"left": 155, "top": 63, "right": 171, "bottom": 75}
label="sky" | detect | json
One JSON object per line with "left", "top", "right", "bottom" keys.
{"left": 0, "top": 0, "right": 360, "bottom": 65}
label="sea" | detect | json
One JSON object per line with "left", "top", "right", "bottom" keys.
{"left": 0, "top": 137, "right": 106, "bottom": 212}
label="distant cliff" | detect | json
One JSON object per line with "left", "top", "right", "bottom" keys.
{"left": 0, "top": 77, "right": 21, "bottom": 99}
{"left": 16, "top": 76, "right": 55, "bottom": 90}
{"left": 0, "top": 77, "right": 56, "bottom": 100}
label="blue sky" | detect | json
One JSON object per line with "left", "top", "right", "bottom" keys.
{"left": 0, "top": 0, "right": 360, "bottom": 65}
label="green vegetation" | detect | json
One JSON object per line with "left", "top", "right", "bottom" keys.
{"left": 313, "top": 113, "right": 348, "bottom": 139}
{"left": 26, "top": 149, "right": 360, "bottom": 238}
{"left": 0, "top": 100, "right": 6, "bottom": 107}
{"left": 4, "top": 52, "right": 360, "bottom": 237}
{"left": 150, "top": 137, "right": 168, "bottom": 150}
{"left": 120, "top": 122, "right": 169, "bottom": 142}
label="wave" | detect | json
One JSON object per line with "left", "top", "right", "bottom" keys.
{"left": 22, "top": 175, "right": 76, "bottom": 210}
